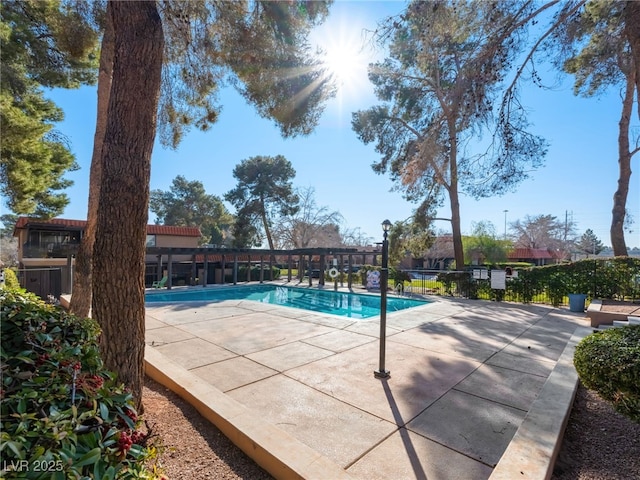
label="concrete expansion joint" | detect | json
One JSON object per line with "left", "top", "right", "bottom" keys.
{"left": 489, "top": 326, "right": 590, "bottom": 480}
{"left": 145, "top": 347, "right": 354, "bottom": 479}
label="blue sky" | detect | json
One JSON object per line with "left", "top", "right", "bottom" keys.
{"left": 28, "top": 1, "right": 640, "bottom": 248}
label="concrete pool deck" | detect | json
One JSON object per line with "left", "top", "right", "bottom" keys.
{"left": 144, "top": 284, "right": 591, "bottom": 479}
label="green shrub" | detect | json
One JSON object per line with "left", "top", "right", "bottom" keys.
{"left": 389, "top": 267, "right": 411, "bottom": 286}
{"left": 507, "top": 273, "right": 540, "bottom": 303}
{"left": 226, "top": 265, "right": 280, "bottom": 282}
{"left": 506, "top": 258, "right": 640, "bottom": 305}
{"left": 0, "top": 288, "right": 163, "bottom": 479}
{"left": 574, "top": 326, "right": 640, "bottom": 423}
{"left": 435, "top": 271, "right": 471, "bottom": 296}
{"left": 3, "top": 268, "right": 22, "bottom": 291}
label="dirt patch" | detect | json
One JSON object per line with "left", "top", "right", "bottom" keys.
{"left": 598, "top": 300, "right": 640, "bottom": 315}
{"left": 142, "top": 377, "right": 273, "bottom": 480}
{"left": 552, "top": 384, "right": 640, "bottom": 480}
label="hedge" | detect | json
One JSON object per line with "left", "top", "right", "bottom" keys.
{"left": 574, "top": 326, "right": 640, "bottom": 423}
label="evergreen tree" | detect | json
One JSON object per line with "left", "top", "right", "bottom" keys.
{"left": 150, "top": 175, "right": 233, "bottom": 245}
{"left": 550, "top": 0, "right": 639, "bottom": 256}
{"left": 72, "top": 1, "right": 334, "bottom": 319}
{"left": 91, "top": 0, "right": 164, "bottom": 408}
{"left": 86, "top": 1, "right": 333, "bottom": 404}
{"left": 352, "top": 1, "right": 547, "bottom": 269}
{"left": 577, "top": 229, "right": 604, "bottom": 256}
{"left": 225, "top": 155, "right": 299, "bottom": 249}
{"left": 0, "top": 0, "right": 99, "bottom": 216}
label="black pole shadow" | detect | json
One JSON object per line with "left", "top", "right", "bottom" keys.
{"left": 379, "top": 378, "right": 428, "bottom": 480}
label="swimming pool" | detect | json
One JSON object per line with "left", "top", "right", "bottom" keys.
{"left": 145, "top": 285, "right": 430, "bottom": 319}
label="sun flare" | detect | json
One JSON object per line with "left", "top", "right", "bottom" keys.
{"left": 324, "top": 42, "right": 367, "bottom": 86}
{"left": 318, "top": 32, "right": 370, "bottom": 97}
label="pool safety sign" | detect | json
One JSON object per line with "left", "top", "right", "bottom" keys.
{"left": 491, "top": 270, "right": 506, "bottom": 290}
{"left": 367, "top": 270, "right": 380, "bottom": 289}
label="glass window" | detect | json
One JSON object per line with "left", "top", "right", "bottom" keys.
{"left": 146, "top": 235, "right": 156, "bottom": 247}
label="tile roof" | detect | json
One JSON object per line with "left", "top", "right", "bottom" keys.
{"left": 14, "top": 217, "right": 86, "bottom": 230}
{"left": 507, "top": 248, "right": 554, "bottom": 259}
{"left": 146, "top": 224, "right": 201, "bottom": 237}
{"left": 14, "top": 217, "right": 201, "bottom": 237}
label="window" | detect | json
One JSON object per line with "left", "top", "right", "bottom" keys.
{"left": 146, "top": 235, "right": 156, "bottom": 247}
{"left": 24, "top": 229, "right": 81, "bottom": 258}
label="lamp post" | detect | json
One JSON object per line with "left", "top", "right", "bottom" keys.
{"left": 374, "top": 219, "right": 392, "bottom": 379}
{"left": 503, "top": 209, "right": 508, "bottom": 240}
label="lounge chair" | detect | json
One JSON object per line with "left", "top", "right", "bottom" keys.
{"left": 152, "top": 276, "right": 168, "bottom": 288}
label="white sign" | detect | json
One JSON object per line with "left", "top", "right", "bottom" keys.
{"left": 474, "top": 269, "right": 489, "bottom": 280}
{"left": 491, "top": 270, "right": 506, "bottom": 290}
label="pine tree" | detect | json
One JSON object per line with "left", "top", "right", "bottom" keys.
{"left": 577, "top": 229, "right": 604, "bottom": 256}
{"left": 0, "top": 0, "right": 99, "bottom": 216}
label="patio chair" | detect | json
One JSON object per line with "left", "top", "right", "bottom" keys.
{"left": 152, "top": 276, "right": 168, "bottom": 288}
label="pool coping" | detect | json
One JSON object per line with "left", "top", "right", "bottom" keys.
{"left": 143, "top": 283, "right": 432, "bottom": 319}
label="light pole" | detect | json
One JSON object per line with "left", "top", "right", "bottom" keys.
{"left": 374, "top": 219, "right": 392, "bottom": 379}
{"left": 503, "top": 209, "right": 508, "bottom": 240}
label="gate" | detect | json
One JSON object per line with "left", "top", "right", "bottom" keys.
{"left": 18, "top": 268, "right": 62, "bottom": 302}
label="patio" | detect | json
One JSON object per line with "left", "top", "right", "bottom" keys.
{"left": 144, "top": 286, "right": 590, "bottom": 479}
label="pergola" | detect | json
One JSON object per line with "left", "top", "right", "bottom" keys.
{"left": 145, "top": 246, "right": 381, "bottom": 290}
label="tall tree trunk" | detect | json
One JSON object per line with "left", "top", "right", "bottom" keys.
{"left": 69, "top": 5, "right": 114, "bottom": 317}
{"left": 625, "top": 1, "right": 640, "bottom": 120}
{"left": 261, "top": 205, "right": 274, "bottom": 250}
{"left": 447, "top": 122, "right": 465, "bottom": 270}
{"left": 92, "top": 1, "right": 163, "bottom": 409}
{"left": 610, "top": 71, "right": 634, "bottom": 256}
{"left": 449, "top": 185, "right": 465, "bottom": 270}
{"left": 260, "top": 198, "right": 277, "bottom": 266}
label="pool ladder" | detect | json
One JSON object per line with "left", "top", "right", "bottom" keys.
{"left": 395, "top": 283, "right": 413, "bottom": 297}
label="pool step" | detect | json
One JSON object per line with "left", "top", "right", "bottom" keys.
{"left": 593, "top": 315, "right": 640, "bottom": 332}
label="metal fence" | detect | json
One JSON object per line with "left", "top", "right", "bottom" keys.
{"left": 401, "top": 258, "right": 640, "bottom": 306}
{"left": 400, "top": 270, "right": 472, "bottom": 298}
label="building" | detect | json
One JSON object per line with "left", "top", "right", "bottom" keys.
{"left": 13, "top": 217, "right": 201, "bottom": 298}
{"left": 506, "top": 247, "right": 561, "bottom": 266}
{"left": 12, "top": 217, "right": 377, "bottom": 299}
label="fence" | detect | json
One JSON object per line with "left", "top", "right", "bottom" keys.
{"left": 17, "top": 268, "right": 63, "bottom": 302}
{"left": 402, "top": 258, "right": 640, "bottom": 306}
{"left": 399, "top": 270, "right": 473, "bottom": 298}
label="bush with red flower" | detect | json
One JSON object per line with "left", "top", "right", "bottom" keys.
{"left": 1, "top": 287, "right": 164, "bottom": 479}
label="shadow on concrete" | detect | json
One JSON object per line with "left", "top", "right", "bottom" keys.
{"left": 379, "top": 378, "right": 428, "bottom": 480}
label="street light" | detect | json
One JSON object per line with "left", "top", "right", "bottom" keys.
{"left": 374, "top": 219, "right": 392, "bottom": 379}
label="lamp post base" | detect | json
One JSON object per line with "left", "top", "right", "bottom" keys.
{"left": 373, "top": 369, "right": 390, "bottom": 379}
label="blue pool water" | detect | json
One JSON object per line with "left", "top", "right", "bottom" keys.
{"left": 145, "top": 285, "right": 429, "bottom": 319}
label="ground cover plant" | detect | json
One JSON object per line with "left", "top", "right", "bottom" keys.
{"left": 0, "top": 287, "right": 163, "bottom": 479}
